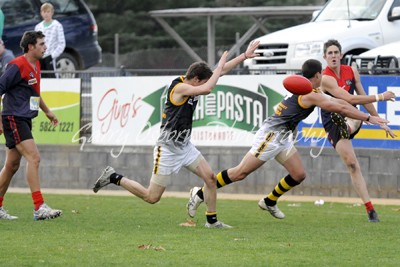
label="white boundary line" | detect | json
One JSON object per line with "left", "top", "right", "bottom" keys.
{"left": 8, "top": 187, "right": 400, "bottom": 205}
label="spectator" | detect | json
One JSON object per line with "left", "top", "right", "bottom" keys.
{"left": 0, "top": 39, "right": 15, "bottom": 73}
{"left": 34, "top": 3, "right": 65, "bottom": 78}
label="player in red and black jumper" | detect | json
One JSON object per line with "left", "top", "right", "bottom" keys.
{"left": 321, "top": 39, "right": 397, "bottom": 222}
{"left": 0, "top": 31, "right": 62, "bottom": 221}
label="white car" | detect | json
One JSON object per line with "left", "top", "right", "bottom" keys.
{"left": 244, "top": 0, "right": 400, "bottom": 74}
{"left": 350, "top": 41, "right": 400, "bottom": 75}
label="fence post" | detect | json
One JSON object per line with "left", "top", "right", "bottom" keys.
{"left": 114, "top": 33, "right": 119, "bottom": 68}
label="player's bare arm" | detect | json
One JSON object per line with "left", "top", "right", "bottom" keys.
{"left": 172, "top": 51, "right": 228, "bottom": 103}
{"left": 302, "top": 92, "right": 388, "bottom": 125}
{"left": 39, "top": 97, "right": 59, "bottom": 127}
{"left": 351, "top": 67, "right": 397, "bottom": 138}
{"left": 221, "top": 40, "right": 260, "bottom": 75}
{"left": 351, "top": 67, "right": 379, "bottom": 116}
{"left": 321, "top": 75, "right": 395, "bottom": 105}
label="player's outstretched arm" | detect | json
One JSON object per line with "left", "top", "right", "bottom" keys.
{"left": 220, "top": 40, "right": 260, "bottom": 76}
{"left": 174, "top": 51, "right": 228, "bottom": 98}
{"left": 302, "top": 92, "right": 388, "bottom": 125}
{"left": 321, "top": 75, "right": 396, "bottom": 105}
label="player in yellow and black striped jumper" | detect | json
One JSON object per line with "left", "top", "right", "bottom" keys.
{"left": 93, "top": 41, "right": 260, "bottom": 228}
{"left": 187, "top": 59, "right": 394, "bottom": 221}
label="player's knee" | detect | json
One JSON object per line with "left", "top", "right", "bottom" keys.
{"left": 146, "top": 195, "right": 161, "bottom": 204}
{"left": 28, "top": 154, "right": 41, "bottom": 167}
{"left": 5, "top": 161, "right": 20, "bottom": 174}
{"left": 203, "top": 173, "right": 217, "bottom": 185}
{"left": 205, "top": 179, "right": 217, "bottom": 189}
{"left": 343, "top": 157, "right": 359, "bottom": 173}
{"left": 346, "top": 161, "right": 359, "bottom": 173}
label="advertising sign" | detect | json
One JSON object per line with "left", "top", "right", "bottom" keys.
{"left": 0, "top": 78, "right": 81, "bottom": 145}
{"left": 33, "top": 78, "right": 81, "bottom": 144}
{"left": 91, "top": 75, "right": 286, "bottom": 147}
{"left": 91, "top": 75, "right": 400, "bottom": 149}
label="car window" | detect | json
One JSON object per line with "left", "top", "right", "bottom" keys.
{"left": 1, "top": 0, "right": 39, "bottom": 26}
{"left": 39, "top": 0, "right": 80, "bottom": 14}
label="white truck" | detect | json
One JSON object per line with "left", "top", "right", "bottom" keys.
{"left": 244, "top": 0, "right": 400, "bottom": 73}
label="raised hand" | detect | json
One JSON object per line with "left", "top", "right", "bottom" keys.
{"left": 244, "top": 40, "right": 260, "bottom": 59}
{"left": 217, "top": 50, "right": 228, "bottom": 69}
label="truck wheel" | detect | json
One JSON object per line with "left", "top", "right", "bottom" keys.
{"left": 56, "top": 53, "right": 78, "bottom": 78}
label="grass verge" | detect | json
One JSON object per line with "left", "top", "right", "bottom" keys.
{"left": 1, "top": 193, "right": 400, "bottom": 266}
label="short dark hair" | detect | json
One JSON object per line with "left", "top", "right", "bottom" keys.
{"left": 20, "top": 31, "right": 45, "bottom": 53}
{"left": 323, "top": 39, "right": 342, "bottom": 55}
{"left": 185, "top": 62, "right": 213, "bottom": 81}
{"left": 302, "top": 59, "right": 322, "bottom": 79}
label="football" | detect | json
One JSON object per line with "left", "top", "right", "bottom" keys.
{"left": 283, "top": 75, "right": 313, "bottom": 95}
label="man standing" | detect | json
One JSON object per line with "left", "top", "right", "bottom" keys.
{"left": 321, "top": 39, "right": 397, "bottom": 222}
{"left": 0, "top": 31, "right": 62, "bottom": 220}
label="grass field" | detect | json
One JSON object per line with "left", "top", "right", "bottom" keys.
{"left": 1, "top": 192, "right": 400, "bottom": 267}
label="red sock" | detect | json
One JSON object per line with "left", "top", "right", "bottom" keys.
{"left": 364, "top": 201, "right": 374, "bottom": 212}
{"left": 32, "top": 191, "right": 44, "bottom": 211}
{"left": 0, "top": 196, "right": 3, "bottom": 207}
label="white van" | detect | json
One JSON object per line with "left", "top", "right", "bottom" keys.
{"left": 244, "top": 0, "right": 400, "bottom": 73}
{"left": 350, "top": 40, "right": 400, "bottom": 74}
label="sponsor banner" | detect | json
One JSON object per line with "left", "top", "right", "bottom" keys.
{"left": 33, "top": 79, "right": 81, "bottom": 144}
{"left": 91, "top": 75, "right": 399, "bottom": 149}
{"left": 0, "top": 79, "right": 81, "bottom": 145}
{"left": 91, "top": 75, "right": 286, "bottom": 146}
{"left": 297, "top": 75, "right": 400, "bottom": 149}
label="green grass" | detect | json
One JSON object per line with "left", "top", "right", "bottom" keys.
{"left": 1, "top": 193, "right": 400, "bottom": 267}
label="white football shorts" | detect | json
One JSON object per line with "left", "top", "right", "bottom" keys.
{"left": 249, "top": 124, "right": 296, "bottom": 164}
{"left": 150, "top": 141, "right": 203, "bottom": 187}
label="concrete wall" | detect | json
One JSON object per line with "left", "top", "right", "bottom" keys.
{"left": 4, "top": 144, "right": 400, "bottom": 199}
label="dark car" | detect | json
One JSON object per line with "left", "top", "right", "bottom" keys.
{"left": 1, "top": 0, "right": 101, "bottom": 74}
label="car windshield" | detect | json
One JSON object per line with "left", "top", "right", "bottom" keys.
{"left": 314, "top": 0, "right": 387, "bottom": 21}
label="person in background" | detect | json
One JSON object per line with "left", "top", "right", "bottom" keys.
{"left": 0, "top": 39, "right": 15, "bottom": 73}
{"left": 34, "top": 2, "right": 65, "bottom": 78}
{"left": 0, "top": 31, "right": 62, "bottom": 220}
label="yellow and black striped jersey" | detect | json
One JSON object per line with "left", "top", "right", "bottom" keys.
{"left": 158, "top": 76, "right": 198, "bottom": 146}
{"left": 264, "top": 92, "right": 316, "bottom": 132}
